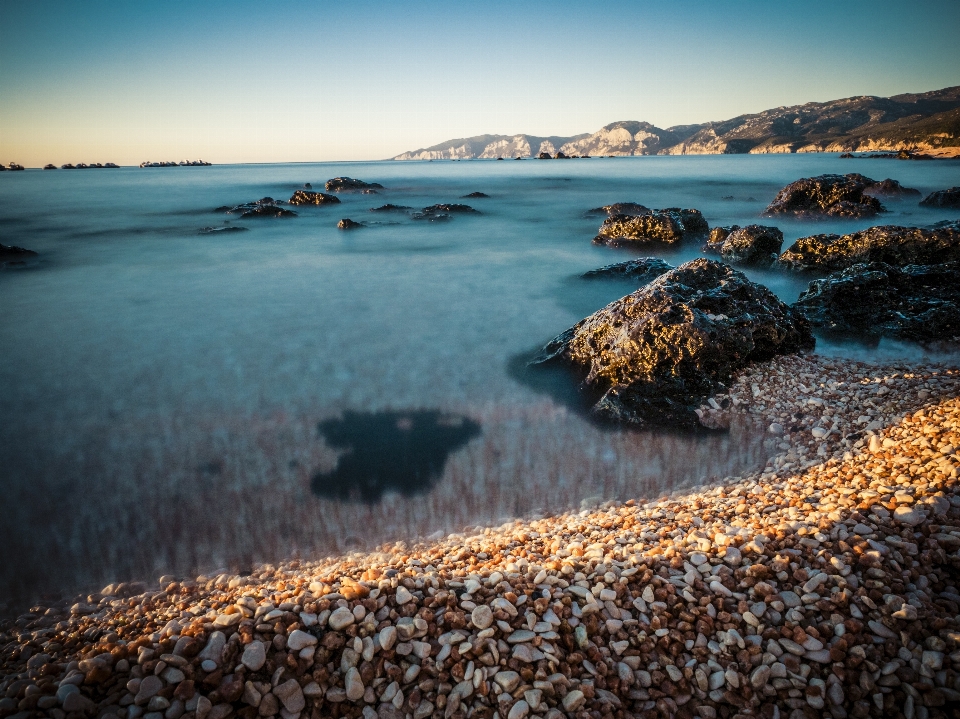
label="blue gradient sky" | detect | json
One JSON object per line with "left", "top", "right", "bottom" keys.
{"left": 1, "top": 0, "right": 958, "bottom": 165}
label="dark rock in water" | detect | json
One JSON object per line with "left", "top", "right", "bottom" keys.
{"left": 863, "top": 178, "right": 920, "bottom": 198}
{"left": 7, "top": 163, "right": 25, "bottom": 171}
{"left": 199, "top": 226, "right": 249, "bottom": 234}
{"left": 793, "top": 262, "right": 960, "bottom": 343}
{"left": 288, "top": 190, "right": 341, "bottom": 205}
{"left": 43, "top": 164, "right": 57, "bottom": 170}
{"left": 586, "top": 202, "right": 652, "bottom": 216}
{"left": 532, "top": 258, "right": 814, "bottom": 429}
{"left": 704, "top": 225, "right": 740, "bottom": 253}
{"left": 310, "top": 410, "right": 481, "bottom": 503}
{"left": 1, "top": 244, "right": 38, "bottom": 268}
{"left": 412, "top": 212, "right": 452, "bottom": 222}
{"left": 721, "top": 195, "right": 735, "bottom": 200}
{"left": 361, "top": 189, "right": 379, "bottom": 195}
{"left": 714, "top": 225, "right": 784, "bottom": 267}
{"left": 303, "top": 183, "right": 312, "bottom": 189}
{"left": 418, "top": 204, "right": 478, "bottom": 216}
{"left": 777, "top": 223, "right": 960, "bottom": 272}
{"left": 337, "top": 218, "right": 363, "bottom": 230}
{"left": 538, "top": 152, "right": 552, "bottom": 159}
{"left": 555, "top": 151, "right": 571, "bottom": 159}
{"left": 661, "top": 207, "right": 708, "bottom": 234}
{"left": 764, "top": 173, "right": 886, "bottom": 218}
{"left": 593, "top": 211, "right": 686, "bottom": 246}
{"left": 240, "top": 205, "right": 296, "bottom": 218}
{"left": 325, "top": 177, "right": 385, "bottom": 192}
{"left": 61, "top": 164, "right": 75, "bottom": 169}
{"left": 920, "top": 187, "right": 960, "bottom": 208}
{"left": 581, "top": 258, "right": 674, "bottom": 283}
{"left": 462, "top": 192, "right": 489, "bottom": 198}
{"left": 370, "top": 204, "right": 413, "bottom": 212}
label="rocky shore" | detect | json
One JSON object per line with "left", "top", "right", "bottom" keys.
{"left": 3, "top": 355, "right": 960, "bottom": 719}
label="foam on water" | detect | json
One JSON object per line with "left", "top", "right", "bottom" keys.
{"left": 1, "top": 155, "right": 958, "bottom": 613}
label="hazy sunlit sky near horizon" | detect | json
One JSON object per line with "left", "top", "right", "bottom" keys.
{"left": 1, "top": 0, "right": 959, "bottom": 166}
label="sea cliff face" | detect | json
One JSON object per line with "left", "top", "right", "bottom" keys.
{"left": 393, "top": 85, "right": 960, "bottom": 159}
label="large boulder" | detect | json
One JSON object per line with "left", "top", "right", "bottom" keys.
{"left": 777, "top": 224, "right": 960, "bottom": 272}
{"left": 533, "top": 258, "right": 814, "bottom": 428}
{"left": 793, "top": 262, "right": 960, "bottom": 343}
{"left": 713, "top": 225, "right": 784, "bottom": 267}
{"left": 920, "top": 187, "right": 960, "bottom": 208}
{"left": 325, "top": 177, "right": 384, "bottom": 192}
{"left": 289, "top": 190, "right": 340, "bottom": 205}
{"left": 763, "top": 173, "right": 886, "bottom": 217}
{"left": 581, "top": 258, "right": 674, "bottom": 283}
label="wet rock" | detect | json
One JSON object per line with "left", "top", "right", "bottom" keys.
{"left": 581, "top": 258, "right": 674, "bottom": 283}
{"left": 920, "top": 187, "right": 960, "bottom": 208}
{"left": 863, "top": 178, "right": 921, "bottom": 198}
{"left": 533, "top": 258, "right": 814, "bottom": 428}
{"left": 713, "top": 224, "right": 784, "bottom": 267}
{"left": 793, "top": 261, "right": 960, "bottom": 342}
{"left": 586, "top": 202, "right": 652, "bottom": 217}
{"left": 704, "top": 225, "right": 739, "bottom": 253}
{"left": 661, "top": 207, "right": 709, "bottom": 234}
{"left": 368, "top": 204, "right": 412, "bottom": 212}
{"left": 337, "top": 218, "right": 363, "bottom": 230}
{"left": 461, "top": 192, "right": 489, "bottom": 198}
{"left": 777, "top": 223, "right": 960, "bottom": 272}
{"left": 763, "top": 173, "right": 886, "bottom": 217}
{"left": 324, "top": 177, "right": 384, "bottom": 192}
{"left": 593, "top": 211, "right": 686, "bottom": 246}
{"left": 199, "top": 226, "right": 248, "bottom": 235}
{"left": 411, "top": 204, "right": 477, "bottom": 221}
{"left": 288, "top": 190, "right": 340, "bottom": 205}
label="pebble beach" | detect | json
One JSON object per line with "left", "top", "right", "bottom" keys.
{"left": 3, "top": 354, "right": 960, "bottom": 719}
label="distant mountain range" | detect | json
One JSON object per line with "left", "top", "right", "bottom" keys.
{"left": 392, "top": 85, "right": 960, "bottom": 160}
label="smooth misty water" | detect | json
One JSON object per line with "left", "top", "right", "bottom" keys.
{"left": 1, "top": 155, "right": 958, "bottom": 614}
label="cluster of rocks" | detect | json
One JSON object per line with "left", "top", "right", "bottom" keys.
{"left": 215, "top": 199, "right": 296, "bottom": 219}
{"left": 3, "top": 356, "right": 960, "bottom": 719}
{"left": 592, "top": 210, "right": 707, "bottom": 247}
{"left": 840, "top": 150, "right": 936, "bottom": 161}
{"left": 537, "top": 152, "right": 588, "bottom": 160}
{"left": 704, "top": 226, "right": 784, "bottom": 268}
{"left": 1, "top": 163, "right": 25, "bottom": 171}
{"left": 533, "top": 259, "right": 814, "bottom": 429}
{"left": 792, "top": 262, "right": 960, "bottom": 343}
{"left": 776, "top": 224, "right": 960, "bottom": 273}
{"left": 139, "top": 162, "right": 211, "bottom": 168}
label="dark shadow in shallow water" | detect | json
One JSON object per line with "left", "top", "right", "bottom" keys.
{"left": 311, "top": 410, "right": 481, "bottom": 503}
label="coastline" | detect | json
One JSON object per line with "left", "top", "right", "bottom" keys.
{"left": 3, "top": 354, "right": 960, "bottom": 719}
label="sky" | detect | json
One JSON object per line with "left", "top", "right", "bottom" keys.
{"left": 1, "top": 0, "right": 959, "bottom": 166}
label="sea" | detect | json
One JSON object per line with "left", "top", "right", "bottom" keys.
{"left": 1, "top": 154, "right": 958, "bottom": 615}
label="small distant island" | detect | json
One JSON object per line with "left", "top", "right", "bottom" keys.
{"left": 393, "top": 85, "right": 960, "bottom": 159}
{"left": 139, "top": 160, "right": 212, "bottom": 168}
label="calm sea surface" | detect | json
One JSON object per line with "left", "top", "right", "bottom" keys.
{"left": 1, "top": 155, "right": 958, "bottom": 614}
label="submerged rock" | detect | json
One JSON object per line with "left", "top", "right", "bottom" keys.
{"left": 863, "top": 178, "right": 921, "bottom": 198}
{"left": 1, "top": 243, "right": 38, "bottom": 268}
{"left": 461, "top": 192, "right": 489, "bottom": 198}
{"left": 777, "top": 223, "right": 960, "bottom": 272}
{"left": 581, "top": 258, "right": 674, "bottom": 283}
{"left": 337, "top": 218, "right": 363, "bottom": 230}
{"left": 763, "top": 173, "right": 886, "bottom": 217}
{"left": 533, "top": 258, "right": 814, "bottom": 428}
{"left": 586, "top": 202, "right": 652, "bottom": 217}
{"left": 288, "top": 190, "right": 340, "bottom": 205}
{"left": 920, "top": 187, "right": 960, "bottom": 208}
{"left": 239, "top": 205, "right": 296, "bottom": 218}
{"left": 369, "top": 204, "right": 413, "bottom": 212}
{"left": 325, "top": 177, "right": 385, "bottom": 192}
{"left": 411, "top": 204, "right": 478, "bottom": 221}
{"left": 793, "top": 262, "right": 960, "bottom": 342}
{"left": 712, "top": 225, "right": 784, "bottom": 267}
{"left": 199, "top": 226, "right": 249, "bottom": 234}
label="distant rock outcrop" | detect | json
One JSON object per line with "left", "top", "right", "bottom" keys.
{"left": 764, "top": 174, "right": 886, "bottom": 218}
{"left": 532, "top": 259, "right": 814, "bottom": 429}
{"left": 393, "top": 85, "right": 960, "bottom": 159}
{"left": 793, "top": 262, "right": 960, "bottom": 343}
{"left": 777, "top": 224, "right": 960, "bottom": 272}
{"left": 369, "top": 204, "right": 413, "bottom": 213}
{"left": 1, "top": 244, "right": 38, "bottom": 268}
{"left": 920, "top": 187, "right": 960, "bottom": 208}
